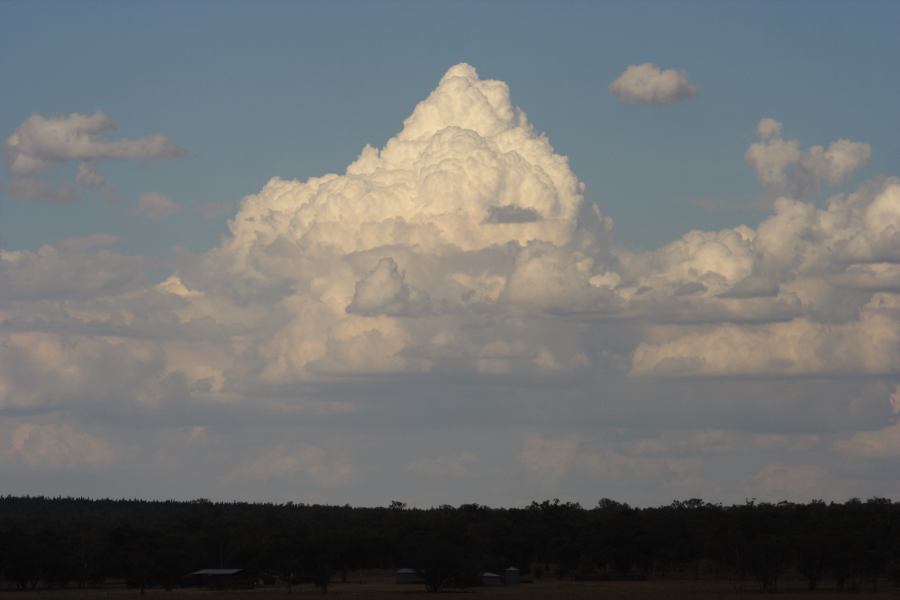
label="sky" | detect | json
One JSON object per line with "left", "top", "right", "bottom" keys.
{"left": 1, "top": 0, "right": 899, "bottom": 507}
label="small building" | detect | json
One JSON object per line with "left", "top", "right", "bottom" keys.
{"left": 184, "top": 568, "right": 255, "bottom": 589}
{"left": 395, "top": 568, "right": 423, "bottom": 584}
{"left": 481, "top": 572, "right": 503, "bottom": 586}
{"left": 503, "top": 566, "right": 520, "bottom": 585}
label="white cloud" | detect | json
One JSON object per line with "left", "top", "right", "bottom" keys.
{"left": 746, "top": 118, "right": 870, "bottom": 196}
{"left": 137, "top": 192, "right": 180, "bottom": 218}
{"left": 0, "top": 330, "right": 178, "bottom": 410}
{"left": 173, "top": 62, "right": 602, "bottom": 383}
{"left": 609, "top": 63, "right": 697, "bottom": 104}
{"left": 632, "top": 304, "right": 900, "bottom": 377}
{"left": 628, "top": 178, "right": 900, "bottom": 377}
{"left": 5, "top": 110, "right": 183, "bottom": 175}
{"left": 3, "top": 110, "right": 184, "bottom": 201}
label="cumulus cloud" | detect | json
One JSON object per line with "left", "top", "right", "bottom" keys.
{"left": 609, "top": 63, "right": 697, "bottom": 104}
{"left": 5, "top": 110, "right": 183, "bottom": 175}
{"left": 0, "top": 330, "right": 182, "bottom": 410}
{"left": 628, "top": 178, "right": 900, "bottom": 377}
{"left": 136, "top": 192, "right": 180, "bottom": 218}
{"left": 746, "top": 118, "right": 870, "bottom": 196}
{"left": 632, "top": 308, "right": 900, "bottom": 377}
{"left": 3, "top": 110, "right": 184, "bottom": 201}
{"left": 174, "top": 62, "right": 602, "bottom": 384}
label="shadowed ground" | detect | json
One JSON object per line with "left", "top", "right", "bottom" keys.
{"left": 4, "top": 579, "right": 893, "bottom": 599}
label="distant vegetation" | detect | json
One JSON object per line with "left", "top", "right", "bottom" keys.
{"left": 1, "top": 496, "right": 898, "bottom": 594}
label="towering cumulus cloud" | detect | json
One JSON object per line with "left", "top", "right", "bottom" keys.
{"left": 174, "top": 63, "right": 610, "bottom": 384}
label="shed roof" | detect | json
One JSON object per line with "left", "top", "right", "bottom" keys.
{"left": 191, "top": 569, "right": 245, "bottom": 576}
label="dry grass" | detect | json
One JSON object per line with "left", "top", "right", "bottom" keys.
{"left": 3, "top": 579, "right": 893, "bottom": 599}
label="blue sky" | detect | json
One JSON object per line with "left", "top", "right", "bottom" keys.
{"left": 2, "top": 1, "right": 900, "bottom": 506}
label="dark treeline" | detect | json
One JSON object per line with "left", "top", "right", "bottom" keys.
{"left": 1, "top": 496, "right": 899, "bottom": 593}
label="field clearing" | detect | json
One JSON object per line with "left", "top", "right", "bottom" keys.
{"left": 2, "top": 579, "right": 893, "bottom": 599}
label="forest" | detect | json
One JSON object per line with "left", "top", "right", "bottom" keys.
{"left": 1, "top": 496, "right": 898, "bottom": 594}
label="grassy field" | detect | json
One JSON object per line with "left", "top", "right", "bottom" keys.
{"left": 2, "top": 579, "right": 894, "bottom": 599}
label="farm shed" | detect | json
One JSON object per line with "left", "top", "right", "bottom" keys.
{"left": 481, "top": 571, "right": 503, "bottom": 586}
{"left": 184, "top": 568, "right": 255, "bottom": 589}
{"left": 395, "top": 568, "right": 423, "bottom": 584}
{"left": 504, "top": 566, "right": 521, "bottom": 585}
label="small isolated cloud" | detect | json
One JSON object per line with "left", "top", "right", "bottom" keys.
{"left": 746, "top": 117, "right": 870, "bottom": 196}
{"left": 6, "top": 423, "right": 116, "bottom": 469}
{"left": 3, "top": 110, "right": 184, "bottom": 201}
{"left": 137, "top": 192, "right": 179, "bottom": 218}
{"left": 609, "top": 63, "right": 696, "bottom": 104}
